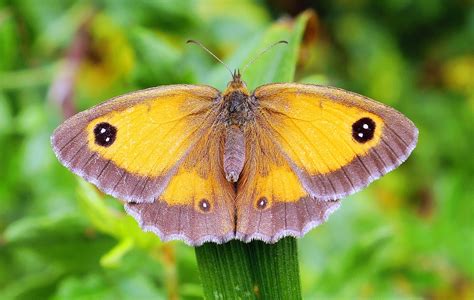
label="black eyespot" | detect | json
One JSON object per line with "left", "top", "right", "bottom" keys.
{"left": 352, "top": 117, "right": 376, "bottom": 143}
{"left": 199, "top": 199, "right": 211, "bottom": 212}
{"left": 257, "top": 197, "right": 268, "bottom": 209}
{"left": 94, "top": 122, "right": 117, "bottom": 147}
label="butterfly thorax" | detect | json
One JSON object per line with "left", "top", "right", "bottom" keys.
{"left": 221, "top": 72, "right": 255, "bottom": 183}
{"left": 221, "top": 73, "right": 255, "bottom": 126}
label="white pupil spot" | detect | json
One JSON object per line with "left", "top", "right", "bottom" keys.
{"left": 105, "top": 137, "right": 110, "bottom": 142}
{"left": 358, "top": 133, "right": 364, "bottom": 137}
{"left": 100, "top": 128, "right": 106, "bottom": 134}
{"left": 363, "top": 123, "right": 369, "bottom": 129}
{"left": 202, "top": 202, "right": 208, "bottom": 208}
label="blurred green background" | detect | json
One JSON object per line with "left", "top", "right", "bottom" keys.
{"left": 0, "top": 0, "right": 473, "bottom": 299}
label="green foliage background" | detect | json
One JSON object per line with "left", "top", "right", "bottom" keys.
{"left": 0, "top": 0, "right": 473, "bottom": 299}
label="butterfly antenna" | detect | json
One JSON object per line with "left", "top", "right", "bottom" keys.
{"left": 241, "top": 40, "right": 288, "bottom": 74}
{"left": 187, "top": 40, "right": 234, "bottom": 78}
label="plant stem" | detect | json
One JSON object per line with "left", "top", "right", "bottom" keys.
{"left": 246, "top": 238, "right": 301, "bottom": 299}
{"left": 195, "top": 237, "right": 301, "bottom": 299}
{"left": 195, "top": 240, "right": 254, "bottom": 299}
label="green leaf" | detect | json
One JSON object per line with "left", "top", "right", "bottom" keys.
{"left": 207, "top": 10, "right": 313, "bottom": 90}
{"left": 0, "top": 9, "right": 19, "bottom": 70}
{"left": 52, "top": 272, "right": 166, "bottom": 300}
{"left": 76, "top": 179, "right": 161, "bottom": 267}
{"left": 3, "top": 213, "right": 114, "bottom": 271}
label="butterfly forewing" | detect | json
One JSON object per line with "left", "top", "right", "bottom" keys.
{"left": 253, "top": 83, "right": 418, "bottom": 201}
{"left": 51, "top": 85, "right": 220, "bottom": 203}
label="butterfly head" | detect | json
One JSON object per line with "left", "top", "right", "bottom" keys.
{"left": 223, "top": 69, "right": 249, "bottom": 97}
{"left": 186, "top": 39, "right": 287, "bottom": 98}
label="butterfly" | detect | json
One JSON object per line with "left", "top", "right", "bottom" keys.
{"left": 51, "top": 41, "right": 418, "bottom": 246}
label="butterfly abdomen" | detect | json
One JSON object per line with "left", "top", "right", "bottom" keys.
{"left": 224, "top": 125, "right": 245, "bottom": 182}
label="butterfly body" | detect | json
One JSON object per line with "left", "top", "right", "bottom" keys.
{"left": 52, "top": 71, "right": 418, "bottom": 246}
{"left": 220, "top": 71, "right": 255, "bottom": 182}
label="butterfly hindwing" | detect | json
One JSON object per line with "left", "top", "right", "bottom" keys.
{"left": 126, "top": 125, "right": 236, "bottom": 245}
{"left": 235, "top": 126, "right": 341, "bottom": 242}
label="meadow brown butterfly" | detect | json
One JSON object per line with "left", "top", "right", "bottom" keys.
{"left": 51, "top": 41, "right": 418, "bottom": 246}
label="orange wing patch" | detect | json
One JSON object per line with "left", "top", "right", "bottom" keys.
{"left": 246, "top": 164, "right": 306, "bottom": 209}
{"left": 256, "top": 84, "right": 383, "bottom": 174}
{"left": 237, "top": 127, "right": 307, "bottom": 211}
{"left": 160, "top": 167, "right": 225, "bottom": 210}
{"left": 85, "top": 90, "right": 214, "bottom": 177}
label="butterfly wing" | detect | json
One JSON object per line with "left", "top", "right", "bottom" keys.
{"left": 125, "top": 122, "right": 236, "bottom": 245}
{"left": 236, "top": 83, "right": 417, "bottom": 242}
{"left": 52, "top": 85, "right": 235, "bottom": 245}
